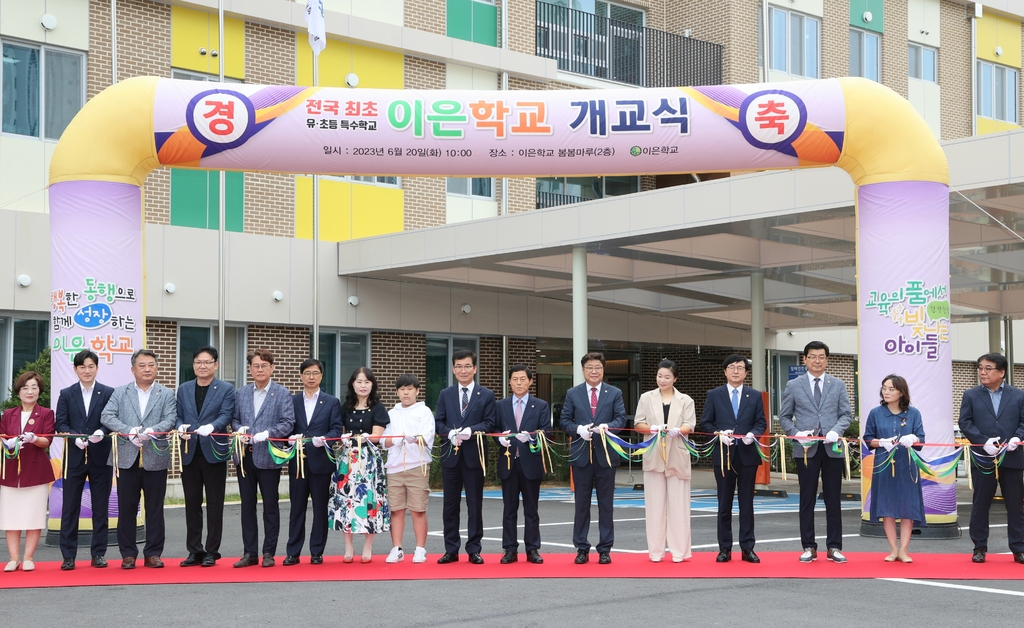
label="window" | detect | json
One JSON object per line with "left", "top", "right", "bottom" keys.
{"left": 2, "top": 42, "right": 84, "bottom": 140}
{"left": 849, "top": 29, "right": 879, "bottom": 82}
{"left": 319, "top": 331, "right": 369, "bottom": 397}
{"left": 908, "top": 43, "right": 937, "bottom": 83}
{"left": 425, "top": 336, "right": 478, "bottom": 411}
{"left": 447, "top": 0, "right": 498, "bottom": 46}
{"left": 177, "top": 325, "right": 245, "bottom": 387}
{"left": 447, "top": 177, "right": 493, "bottom": 199}
{"left": 349, "top": 176, "right": 400, "bottom": 187}
{"left": 768, "top": 7, "right": 819, "bottom": 78}
{"left": 977, "top": 60, "right": 1018, "bottom": 123}
{"left": 171, "top": 68, "right": 243, "bottom": 83}
{"left": 11, "top": 319, "right": 48, "bottom": 384}
{"left": 536, "top": 175, "right": 638, "bottom": 202}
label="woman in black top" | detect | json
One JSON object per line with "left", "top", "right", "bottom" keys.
{"left": 328, "top": 367, "right": 391, "bottom": 562}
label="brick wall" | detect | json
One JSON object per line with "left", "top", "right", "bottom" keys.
{"left": 406, "top": 0, "right": 446, "bottom": 36}
{"left": 245, "top": 22, "right": 295, "bottom": 85}
{"left": 640, "top": 346, "right": 752, "bottom": 421}
{"left": 87, "top": 0, "right": 113, "bottom": 100}
{"left": 144, "top": 169, "right": 171, "bottom": 225}
{"left": 881, "top": 0, "right": 909, "bottom": 99}
{"left": 370, "top": 331, "right": 427, "bottom": 408}
{"left": 953, "top": 360, "right": 978, "bottom": 422}
{"left": 508, "top": 337, "right": 539, "bottom": 396}
{"left": 403, "top": 57, "right": 448, "bottom": 230}
{"left": 940, "top": 1, "right": 973, "bottom": 140}
{"left": 145, "top": 319, "right": 178, "bottom": 389}
{"left": 244, "top": 172, "right": 295, "bottom": 237}
{"left": 667, "top": 0, "right": 759, "bottom": 85}
{"left": 821, "top": 0, "right": 848, "bottom": 80}
{"left": 478, "top": 336, "right": 504, "bottom": 396}
{"left": 246, "top": 325, "right": 311, "bottom": 393}
{"left": 507, "top": 0, "right": 535, "bottom": 55}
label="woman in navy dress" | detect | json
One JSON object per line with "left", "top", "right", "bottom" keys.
{"left": 863, "top": 374, "right": 926, "bottom": 563}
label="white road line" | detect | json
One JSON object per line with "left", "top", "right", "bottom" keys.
{"left": 880, "top": 578, "right": 1024, "bottom": 597}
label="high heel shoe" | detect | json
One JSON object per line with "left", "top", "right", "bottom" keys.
{"left": 342, "top": 555, "right": 353, "bottom": 564}
{"left": 361, "top": 555, "right": 373, "bottom": 564}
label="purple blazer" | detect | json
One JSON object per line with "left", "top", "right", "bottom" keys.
{"left": 1, "top": 406, "right": 57, "bottom": 488}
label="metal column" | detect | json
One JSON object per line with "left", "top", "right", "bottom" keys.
{"left": 573, "top": 247, "right": 588, "bottom": 387}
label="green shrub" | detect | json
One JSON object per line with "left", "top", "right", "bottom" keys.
{"left": 2, "top": 350, "right": 51, "bottom": 411}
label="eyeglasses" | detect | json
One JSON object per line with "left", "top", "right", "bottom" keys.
{"left": 725, "top": 366, "right": 746, "bottom": 372}
{"left": 193, "top": 360, "right": 216, "bottom": 367}
{"left": 805, "top": 355, "right": 828, "bottom": 362}
{"left": 250, "top": 363, "right": 272, "bottom": 371}
{"left": 302, "top": 371, "right": 322, "bottom": 377}
{"left": 584, "top": 366, "right": 604, "bottom": 372}
{"left": 978, "top": 366, "right": 1000, "bottom": 372}
{"left": 453, "top": 365, "right": 475, "bottom": 371}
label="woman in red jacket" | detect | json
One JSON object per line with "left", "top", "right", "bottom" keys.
{"left": 0, "top": 371, "right": 56, "bottom": 572}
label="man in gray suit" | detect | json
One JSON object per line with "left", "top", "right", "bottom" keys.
{"left": 100, "top": 349, "right": 177, "bottom": 570}
{"left": 175, "top": 345, "right": 235, "bottom": 568}
{"left": 231, "top": 349, "right": 295, "bottom": 568}
{"left": 778, "top": 341, "right": 853, "bottom": 564}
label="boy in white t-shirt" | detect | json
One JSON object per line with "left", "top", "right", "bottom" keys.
{"left": 381, "top": 375, "right": 435, "bottom": 563}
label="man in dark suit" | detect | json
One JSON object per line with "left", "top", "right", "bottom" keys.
{"left": 231, "top": 349, "right": 296, "bottom": 568}
{"left": 175, "top": 345, "right": 235, "bottom": 568}
{"left": 700, "top": 354, "right": 767, "bottom": 564}
{"left": 559, "top": 352, "right": 627, "bottom": 565}
{"left": 284, "top": 358, "right": 343, "bottom": 566}
{"left": 959, "top": 352, "right": 1024, "bottom": 564}
{"left": 778, "top": 341, "right": 853, "bottom": 564}
{"left": 495, "top": 365, "right": 551, "bottom": 565}
{"left": 434, "top": 349, "right": 496, "bottom": 564}
{"left": 55, "top": 349, "right": 115, "bottom": 571}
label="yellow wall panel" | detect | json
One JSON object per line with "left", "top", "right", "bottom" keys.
{"left": 351, "top": 185, "right": 404, "bottom": 239}
{"left": 977, "top": 13, "right": 1022, "bottom": 68}
{"left": 976, "top": 116, "right": 1020, "bottom": 135}
{"left": 220, "top": 17, "right": 246, "bottom": 79}
{"left": 171, "top": 6, "right": 211, "bottom": 73}
{"left": 295, "top": 176, "right": 353, "bottom": 241}
{"left": 297, "top": 35, "right": 403, "bottom": 88}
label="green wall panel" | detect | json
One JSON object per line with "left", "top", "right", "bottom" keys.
{"left": 170, "top": 168, "right": 244, "bottom": 232}
{"left": 850, "top": 0, "right": 884, "bottom": 34}
{"left": 447, "top": 0, "right": 473, "bottom": 41}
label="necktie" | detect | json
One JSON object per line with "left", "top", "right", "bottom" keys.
{"left": 731, "top": 388, "right": 739, "bottom": 418}
{"left": 813, "top": 378, "right": 822, "bottom": 406}
{"left": 590, "top": 387, "right": 598, "bottom": 418}
{"left": 461, "top": 387, "right": 469, "bottom": 417}
{"left": 515, "top": 398, "right": 524, "bottom": 430}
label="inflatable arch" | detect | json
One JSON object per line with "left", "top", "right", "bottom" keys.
{"left": 49, "top": 76, "right": 953, "bottom": 524}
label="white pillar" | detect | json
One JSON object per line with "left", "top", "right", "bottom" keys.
{"left": 573, "top": 246, "right": 588, "bottom": 387}
{"left": 750, "top": 270, "right": 765, "bottom": 390}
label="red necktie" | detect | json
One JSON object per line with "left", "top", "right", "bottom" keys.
{"left": 590, "top": 387, "right": 598, "bottom": 418}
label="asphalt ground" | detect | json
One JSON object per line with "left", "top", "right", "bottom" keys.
{"left": 6, "top": 468, "right": 1024, "bottom": 626}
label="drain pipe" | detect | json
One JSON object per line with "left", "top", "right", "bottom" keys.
{"left": 501, "top": 0, "right": 510, "bottom": 215}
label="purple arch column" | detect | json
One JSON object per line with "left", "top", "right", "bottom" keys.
{"left": 857, "top": 180, "right": 956, "bottom": 524}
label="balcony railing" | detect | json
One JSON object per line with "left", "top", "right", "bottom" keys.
{"left": 536, "top": 191, "right": 593, "bottom": 209}
{"left": 535, "top": 1, "right": 723, "bottom": 87}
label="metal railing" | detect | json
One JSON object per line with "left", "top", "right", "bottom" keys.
{"left": 536, "top": 191, "right": 593, "bottom": 209}
{"left": 535, "top": 1, "right": 723, "bottom": 87}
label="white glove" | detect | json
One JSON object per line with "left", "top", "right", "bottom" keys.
{"left": 312, "top": 436, "right": 326, "bottom": 448}
{"left": 457, "top": 427, "right": 472, "bottom": 443}
{"left": 404, "top": 434, "right": 418, "bottom": 444}
{"left": 88, "top": 429, "right": 104, "bottom": 444}
{"left": 139, "top": 428, "right": 155, "bottom": 442}
{"left": 577, "top": 425, "right": 593, "bottom": 441}
{"left": 516, "top": 431, "right": 531, "bottom": 443}
{"left": 742, "top": 432, "right": 755, "bottom": 445}
{"left": 1008, "top": 437, "right": 1021, "bottom": 452}
{"left": 984, "top": 437, "right": 1000, "bottom": 456}
{"left": 878, "top": 437, "right": 896, "bottom": 452}
{"left": 20, "top": 432, "right": 37, "bottom": 445}
{"left": 2, "top": 437, "right": 16, "bottom": 450}
{"left": 196, "top": 424, "right": 214, "bottom": 437}
{"left": 498, "top": 436, "right": 511, "bottom": 447}
{"left": 448, "top": 429, "right": 460, "bottom": 446}
{"left": 75, "top": 438, "right": 88, "bottom": 450}
{"left": 590, "top": 423, "right": 609, "bottom": 433}
{"left": 795, "top": 430, "right": 813, "bottom": 439}
{"left": 718, "top": 430, "right": 734, "bottom": 446}
{"left": 666, "top": 427, "right": 681, "bottom": 438}
{"left": 824, "top": 430, "right": 839, "bottom": 444}
{"left": 252, "top": 430, "right": 269, "bottom": 443}
{"left": 128, "top": 426, "right": 142, "bottom": 447}
{"left": 177, "top": 424, "right": 191, "bottom": 441}
{"left": 288, "top": 434, "right": 300, "bottom": 444}
{"left": 898, "top": 434, "right": 918, "bottom": 448}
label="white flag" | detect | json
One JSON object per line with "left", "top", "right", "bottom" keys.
{"left": 305, "top": 0, "right": 326, "bottom": 56}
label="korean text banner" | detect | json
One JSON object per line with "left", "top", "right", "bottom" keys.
{"left": 153, "top": 80, "right": 846, "bottom": 176}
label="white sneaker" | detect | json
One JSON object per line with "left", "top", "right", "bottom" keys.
{"left": 386, "top": 547, "right": 404, "bottom": 563}
{"left": 412, "top": 547, "right": 427, "bottom": 563}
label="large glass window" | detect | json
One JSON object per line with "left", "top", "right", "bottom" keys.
{"left": 12, "top": 319, "right": 48, "bottom": 383}
{"left": 849, "top": 29, "right": 880, "bottom": 82}
{"left": 2, "top": 42, "right": 83, "bottom": 140}
{"left": 318, "top": 331, "right": 369, "bottom": 397}
{"left": 178, "top": 326, "right": 211, "bottom": 385}
{"left": 908, "top": 43, "right": 937, "bottom": 83}
{"left": 768, "top": 7, "right": 819, "bottom": 78}
{"left": 535, "top": 176, "right": 638, "bottom": 207}
{"left": 425, "top": 336, "right": 479, "bottom": 411}
{"left": 977, "top": 60, "right": 1018, "bottom": 123}
{"left": 176, "top": 325, "right": 245, "bottom": 387}
{"left": 447, "top": 177, "right": 493, "bottom": 199}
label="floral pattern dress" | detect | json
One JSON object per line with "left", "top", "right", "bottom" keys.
{"left": 329, "top": 404, "right": 391, "bottom": 534}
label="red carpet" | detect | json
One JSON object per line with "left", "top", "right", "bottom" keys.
{"left": 1, "top": 553, "right": 1020, "bottom": 589}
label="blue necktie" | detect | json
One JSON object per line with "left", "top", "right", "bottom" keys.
{"left": 461, "top": 387, "right": 469, "bottom": 417}
{"left": 731, "top": 388, "right": 739, "bottom": 418}
{"left": 813, "top": 378, "right": 822, "bottom": 406}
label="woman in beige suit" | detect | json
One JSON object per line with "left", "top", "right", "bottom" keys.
{"left": 634, "top": 359, "right": 697, "bottom": 563}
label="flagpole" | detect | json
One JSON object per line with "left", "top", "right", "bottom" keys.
{"left": 312, "top": 50, "right": 320, "bottom": 360}
{"left": 217, "top": 0, "right": 226, "bottom": 358}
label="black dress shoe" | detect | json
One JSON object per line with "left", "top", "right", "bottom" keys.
{"left": 262, "top": 553, "right": 275, "bottom": 567}
{"left": 575, "top": 549, "right": 589, "bottom": 564}
{"left": 180, "top": 552, "right": 205, "bottom": 567}
{"left": 310, "top": 554, "right": 324, "bottom": 565}
{"left": 716, "top": 550, "right": 731, "bottom": 563}
{"left": 526, "top": 549, "right": 544, "bottom": 564}
{"left": 437, "top": 552, "right": 459, "bottom": 564}
{"left": 91, "top": 556, "right": 108, "bottom": 568}
{"left": 1014, "top": 553, "right": 1024, "bottom": 564}
{"left": 598, "top": 552, "right": 612, "bottom": 564}
{"left": 200, "top": 554, "right": 217, "bottom": 567}
{"left": 972, "top": 548, "right": 987, "bottom": 563}
{"left": 283, "top": 555, "right": 300, "bottom": 566}
{"left": 742, "top": 550, "right": 760, "bottom": 564}
{"left": 500, "top": 550, "right": 518, "bottom": 564}
{"left": 468, "top": 553, "right": 484, "bottom": 564}
{"left": 60, "top": 558, "right": 75, "bottom": 571}
{"left": 234, "top": 554, "right": 258, "bottom": 568}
